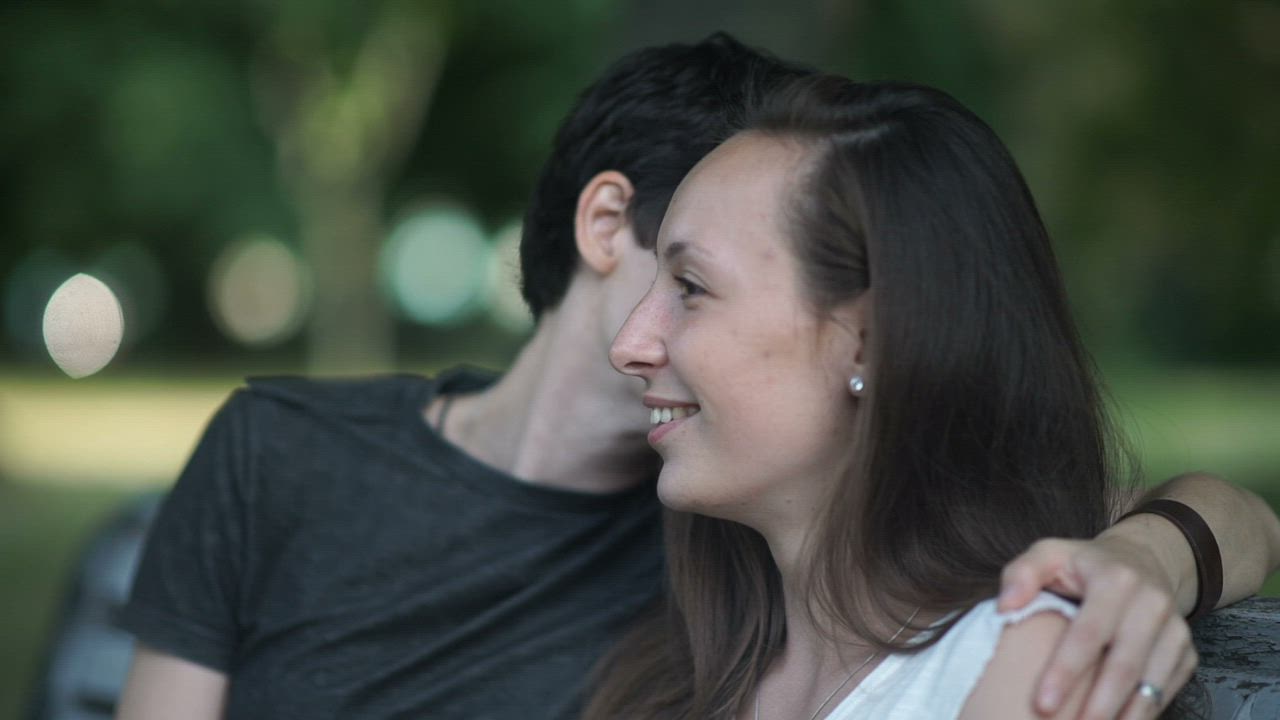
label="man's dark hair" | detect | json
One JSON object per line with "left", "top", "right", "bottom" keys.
{"left": 518, "top": 33, "right": 812, "bottom": 318}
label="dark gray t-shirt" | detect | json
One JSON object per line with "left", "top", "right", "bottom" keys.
{"left": 120, "top": 369, "right": 662, "bottom": 719}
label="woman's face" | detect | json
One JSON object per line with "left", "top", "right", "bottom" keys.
{"left": 609, "top": 132, "right": 866, "bottom": 529}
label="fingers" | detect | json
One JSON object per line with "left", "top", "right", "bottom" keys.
{"left": 1074, "top": 585, "right": 1173, "bottom": 720}
{"left": 1116, "top": 619, "right": 1197, "bottom": 720}
{"left": 1000, "top": 539, "right": 1074, "bottom": 612}
{"left": 1033, "top": 563, "right": 1138, "bottom": 715}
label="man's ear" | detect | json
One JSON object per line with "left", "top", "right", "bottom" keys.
{"left": 574, "top": 170, "right": 636, "bottom": 276}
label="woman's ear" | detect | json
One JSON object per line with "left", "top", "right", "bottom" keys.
{"left": 831, "top": 290, "right": 872, "bottom": 390}
{"left": 850, "top": 290, "right": 871, "bottom": 370}
{"left": 574, "top": 170, "right": 637, "bottom": 276}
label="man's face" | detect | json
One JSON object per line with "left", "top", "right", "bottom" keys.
{"left": 603, "top": 231, "right": 660, "bottom": 346}
{"left": 596, "top": 226, "right": 659, "bottom": 419}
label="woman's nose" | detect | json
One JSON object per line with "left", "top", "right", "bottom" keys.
{"left": 609, "top": 291, "right": 666, "bottom": 379}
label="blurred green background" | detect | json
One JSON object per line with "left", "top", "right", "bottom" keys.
{"left": 2, "top": 0, "right": 1278, "bottom": 717}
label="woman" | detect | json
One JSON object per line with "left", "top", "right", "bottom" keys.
{"left": 595, "top": 76, "right": 1226, "bottom": 719}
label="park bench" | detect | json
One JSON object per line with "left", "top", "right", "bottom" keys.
{"left": 26, "top": 493, "right": 160, "bottom": 720}
{"left": 24, "top": 493, "right": 1280, "bottom": 719}
{"left": 1191, "top": 597, "right": 1280, "bottom": 718}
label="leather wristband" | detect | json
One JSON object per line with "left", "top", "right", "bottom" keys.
{"left": 1119, "top": 498, "right": 1223, "bottom": 621}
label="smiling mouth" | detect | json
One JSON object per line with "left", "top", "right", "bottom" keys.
{"left": 649, "top": 406, "right": 701, "bottom": 426}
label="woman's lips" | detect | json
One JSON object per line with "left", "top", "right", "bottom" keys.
{"left": 644, "top": 400, "right": 700, "bottom": 446}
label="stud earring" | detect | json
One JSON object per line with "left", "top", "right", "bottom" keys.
{"left": 848, "top": 375, "right": 865, "bottom": 395}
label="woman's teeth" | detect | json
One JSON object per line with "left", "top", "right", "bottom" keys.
{"left": 650, "top": 406, "right": 700, "bottom": 425}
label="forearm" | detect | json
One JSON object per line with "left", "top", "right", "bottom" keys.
{"left": 1107, "top": 472, "right": 1280, "bottom": 615}
{"left": 117, "top": 645, "right": 227, "bottom": 720}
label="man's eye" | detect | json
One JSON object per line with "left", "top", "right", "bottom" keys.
{"left": 676, "top": 277, "right": 705, "bottom": 298}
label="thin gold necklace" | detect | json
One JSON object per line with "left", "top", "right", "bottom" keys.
{"left": 754, "top": 606, "right": 921, "bottom": 720}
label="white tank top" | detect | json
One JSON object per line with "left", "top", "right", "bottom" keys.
{"left": 825, "top": 592, "right": 1078, "bottom": 719}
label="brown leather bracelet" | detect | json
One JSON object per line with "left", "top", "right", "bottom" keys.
{"left": 1119, "top": 498, "right": 1223, "bottom": 620}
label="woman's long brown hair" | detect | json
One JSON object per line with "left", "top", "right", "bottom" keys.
{"left": 584, "top": 77, "right": 1126, "bottom": 720}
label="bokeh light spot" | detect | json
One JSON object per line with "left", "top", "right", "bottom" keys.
{"left": 42, "top": 273, "right": 125, "bottom": 378}
{"left": 208, "top": 234, "right": 311, "bottom": 347}
{"left": 380, "top": 205, "right": 489, "bottom": 326}
{"left": 485, "top": 220, "right": 533, "bottom": 333}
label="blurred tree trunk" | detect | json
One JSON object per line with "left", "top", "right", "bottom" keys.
{"left": 255, "top": 1, "right": 449, "bottom": 373}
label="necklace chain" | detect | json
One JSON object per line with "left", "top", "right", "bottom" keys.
{"left": 753, "top": 606, "right": 921, "bottom": 720}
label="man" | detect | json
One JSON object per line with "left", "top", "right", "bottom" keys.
{"left": 117, "top": 34, "right": 1280, "bottom": 720}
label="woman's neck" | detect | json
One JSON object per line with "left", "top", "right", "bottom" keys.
{"left": 747, "top": 530, "right": 866, "bottom": 718}
{"left": 752, "top": 529, "right": 928, "bottom": 720}
{"left": 750, "top": 589, "right": 881, "bottom": 720}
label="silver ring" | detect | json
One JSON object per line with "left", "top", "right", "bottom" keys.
{"left": 1136, "top": 681, "right": 1164, "bottom": 706}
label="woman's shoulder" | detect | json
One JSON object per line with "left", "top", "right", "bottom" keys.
{"left": 917, "top": 592, "right": 1078, "bottom": 666}
{"left": 953, "top": 592, "right": 1078, "bottom": 635}
{"left": 957, "top": 593, "right": 1094, "bottom": 720}
{"left": 830, "top": 593, "right": 1078, "bottom": 720}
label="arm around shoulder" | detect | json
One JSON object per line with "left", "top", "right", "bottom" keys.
{"left": 116, "top": 644, "right": 228, "bottom": 720}
{"left": 959, "top": 612, "right": 1098, "bottom": 720}
{"left": 1118, "top": 471, "right": 1280, "bottom": 613}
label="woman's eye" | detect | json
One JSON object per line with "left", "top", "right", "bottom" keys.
{"left": 676, "top": 277, "right": 705, "bottom": 299}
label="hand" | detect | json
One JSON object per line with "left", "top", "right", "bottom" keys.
{"left": 998, "top": 536, "right": 1198, "bottom": 720}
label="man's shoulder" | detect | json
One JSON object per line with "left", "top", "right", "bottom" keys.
{"left": 239, "top": 373, "right": 433, "bottom": 421}
{"left": 189, "top": 374, "right": 441, "bottom": 488}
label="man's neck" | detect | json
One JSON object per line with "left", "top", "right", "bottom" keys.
{"left": 429, "top": 309, "right": 658, "bottom": 495}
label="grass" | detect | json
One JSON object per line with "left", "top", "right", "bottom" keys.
{"left": 1106, "top": 365, "right": 1280, "bottom": 491}
{"left": 0, "top": 363, "right": 1276, "bottom": 719}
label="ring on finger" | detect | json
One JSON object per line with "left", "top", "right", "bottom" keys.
{"left": 1136, "top": 681, "right": 1164, "bottom": 706}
